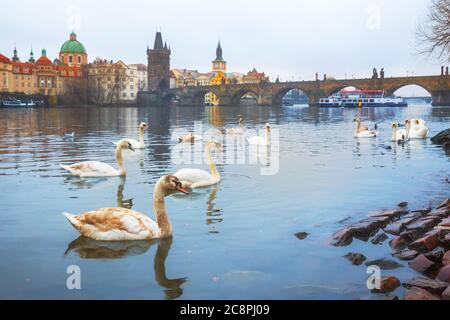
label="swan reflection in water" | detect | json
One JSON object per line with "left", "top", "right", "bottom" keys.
{"left": 116, "top": 178, "right": 133, "bottom": 209}
{"left": 206, "top": 186, "right": 223, "bottom": 233}
{"left": 65, "top": 236, "right": 187, "bottom": 299}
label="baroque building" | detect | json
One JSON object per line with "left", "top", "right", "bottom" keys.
{"left": 86, "top": 58, "right": 139, "bottom": 104}
{"left": 147, "top": 32, "right": 171, "bottom": 93}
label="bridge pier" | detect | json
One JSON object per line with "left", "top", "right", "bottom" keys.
{"left": 431, "top": 90, "right": 450, "bottom": 106}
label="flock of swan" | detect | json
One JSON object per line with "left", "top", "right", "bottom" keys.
{"left": 60, "top": 116, "right": 430, "bottom": 242}
{"left": 353, "top": 117, "right": 429, "bottom": 141}
{"left": 60, "top": 119, "right": 271, "bottom": 241}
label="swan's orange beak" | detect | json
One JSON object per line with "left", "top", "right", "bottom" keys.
{"left": 176, "top": 184, "right": 189, "bottom": 195}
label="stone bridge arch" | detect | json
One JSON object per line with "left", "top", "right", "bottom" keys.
{"left": 231, "top": 89, "right": 260, "bottom": 105}
{"left": 384, "top": 81, "right": 434, "bottom": 97}
{"left": 272, "top": 86, "right": 311, "bottom": 105}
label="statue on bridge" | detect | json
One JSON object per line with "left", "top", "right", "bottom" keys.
{"left": 372, "top": 67, "right": 379, "bottom": 79}
{"left": 380, "top": 68, "right": 385, "bottom": 79}
{"left": 446, "top": 66, "right": 449, "bottom": 76}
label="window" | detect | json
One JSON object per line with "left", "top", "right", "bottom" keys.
{"left": 69, "top": 56, "right": 73, "bottom": 63}
{"left": 130, "top": 85, "right": 134, "bottom": 90}
{"left": 61, "top": 56, "right": 64, "bottom": 63}
{"left": 122, "top": 92, "right": 127, "bottom": 97}
{"left": 78, "top": 56, "right": 81, "bottom": 63}
{"left": 130, "top": 93, "right": 135, "bottom": 98}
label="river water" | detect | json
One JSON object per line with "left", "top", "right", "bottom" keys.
{"left": 0, "top": 103, "right": 448, "bottom": 299}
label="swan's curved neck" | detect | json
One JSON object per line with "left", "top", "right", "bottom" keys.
{"left": 391, "top": 127, "right": 397, "bottom": 141}
{"left": 265, "top": 128, "right": 271, "bottom": 144}
{"left": 206, "top": 144, "right": 220, "bottom": 181}
{"left": 355, "top": 120, "right": 361, "bottom": 134}
{"left": 139, "top": 127, "right": 145, "bottom": 144}
{"left": 153, "top": 182, "right": 172, "bottom": 237}
{"left": 406, "top": 123, "right": 411, "bottom": 139}
{"left": 115, "top": 146, "right": 125, "bottom": 174}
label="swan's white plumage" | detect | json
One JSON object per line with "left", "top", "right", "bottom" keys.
{"left": 63, "top": 208, "right": 160, "bottom": 241}
{"left": 174, "top": 140, "right": 221, "bottom": 189}
{"left": 60, "top": 161, "right": 120, "bottom": 177}
{"left": 175, "top": 168, "right": 213, "bottom": 188}
{"left": 355, "top": 130, "right": 377, "bottom": 138}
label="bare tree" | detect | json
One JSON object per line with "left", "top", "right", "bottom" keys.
{"left": 416, "top": 0, "right": 450, "bottom": 62}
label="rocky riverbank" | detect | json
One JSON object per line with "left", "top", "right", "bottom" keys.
{"left": 331, "top": 198, "right": 450, "bottom": 300}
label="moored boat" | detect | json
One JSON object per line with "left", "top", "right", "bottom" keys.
{"left": 319, "top": 90, "right": 408, "bottom": 108}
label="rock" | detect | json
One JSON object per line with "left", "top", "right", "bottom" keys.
{"left": 431, "top": 128, "right": 450, "bottom": 145}
{"left": 390, "top": 236, "right": 409, "bottom": 252}
{"left": 331, "top": 218, "right": 385, "bottom": 246}
{"left": 403, "top": 277, "right": 448, "bottom": 295}
{"left": 371, "top": 233, "right": 388, "bottom": 245}
{"left": 437, "top": 198, "right": 450, "bottom": 210}
{"left": 408, "top": 232, "right": 440, "bottom": 253}
{"left": 343, "top": 253, "right": 367, "bottom": 265}
{"left": 368, "top": 209, "right": 409, "bottom": 219}
{"left": 410, "top": 207, "right": 432, "bottom": 215}
{"left": 330, "top": 228, "right": 354, "bottom": 247}
{"left": 438, "top": 217, "right": 450, "bottom": 227}
{"left": 398, "top": 202, "right": 408, "bottom": 208}
{"left": 384, "top": 217, "right": 417, "bottom": 236}
{"left": 408, "top": 254, "right": 436, "bottom": 273}
{"left": 442, "top": 286, "right": 450, "bottom": 300}
{"left": 423, "top": 248, "right": 444, "bottom": 263}
{"left": 295, "top": 232, "right": 309, "bottom": 240}
{"left": 393, "top": 249, "right": 419, "bottom": 261}
{"left": 404, "top": 287, "right": 441, "bottom": 300}
{"left": 406, "top": 217, "right": 441, "bottom": 232}
{"left": 429, "top": 209, "right": 450, "bottom": 218}
{"left": 372, "top": 276, "right": 401, "bottom": 293}
{"left": 403, "top": 211, "right": 426, "bottom": 220}
{"left": 442, "top": 251, "right": 450, "bottom": 265}
{"left": 365, "top": 258, "right": 403, "bottom": 270}
{"left": 436, "top": 265, "right": 450, "bottom": 282}
{"left": 401, "top": 228, "right": 426, "bottom": 241}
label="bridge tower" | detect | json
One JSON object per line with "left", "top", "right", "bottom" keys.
{"left": 147, "top": 32, "right": 171, "bottom": 93}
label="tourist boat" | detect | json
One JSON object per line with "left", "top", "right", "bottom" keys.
{"left": 319, "top": 90, "right": 408, "bottom": 108}
{"left": 1, "top": 98, "right": 37, "bottom": 108}
{"left": 318, "top": 94, "right": 342, "bottom": 107}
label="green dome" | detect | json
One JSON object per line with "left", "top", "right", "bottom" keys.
{"left": 60, "top": 33, "right": 86, "bottom": 54}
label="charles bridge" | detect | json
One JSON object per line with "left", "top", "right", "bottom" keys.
{"left": 142, "top": 74, "right": 450, "bottom": 107}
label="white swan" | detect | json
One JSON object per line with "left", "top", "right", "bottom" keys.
{"left": 391, "top": 123, "right": 407, "bottom": 142}
{"left": 222, "top": 118, "right": 245, "bottom": 135}
{"left": 178, "top": 133, "right": 203, "bottom": 143}
{"left": 63, "top": 175, "right": 189, "bottom": 241}
{"left": 174, "top": 140, "right": 221, "bottom": 189}
{"left": 114, "top": 122, "right": 147, "bottom": 149}
{"left": 410, "top": 118, "right": 426, "bottom": 126}
{"left": 405, "top": 119, "right": 429, "bottom": 140}
{"left": 247, "top": 123, "right": 271, "bottom": 145}
{"left": 353, "top": 118, "right": 377, "bottom": 138}
{"left": 60, "top": 140, "right": 135, "bottom": 177}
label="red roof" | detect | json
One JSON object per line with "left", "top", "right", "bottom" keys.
{"left": 0, "top": 53, "right": 11, "bottom": 63}
{"left": 36, "top": 55, "right": 52, "bottom": 66}
{"left": 12, "top": 61, "right": 33, "bottom": 74}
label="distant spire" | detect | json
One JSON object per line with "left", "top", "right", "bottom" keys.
{"left": 42, "top": 49, "right": 47, "bottom": 57}
{"left": 215, "top": 40, "right": 223, "bottom": 61}
{"left": 153, "top": 31, "right": 164, "bottom": 50}
{"left": 164, "top": 42, "right": 168, "bottom": 50}
{"left": 12, "top": 45, "right": 19, "bottom": 61}
{"left": 29, "top": 46, "right": 35, "bottom": 63}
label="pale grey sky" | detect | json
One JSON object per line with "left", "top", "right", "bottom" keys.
{"left": 1, "top": 0, "right": 442, "bottom": 95}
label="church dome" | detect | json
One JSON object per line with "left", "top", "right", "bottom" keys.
{"left": 60, "top": 32, "right": 86, "bottom": 54}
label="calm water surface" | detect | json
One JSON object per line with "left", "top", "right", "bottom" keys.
{"left": 0, "top": 104, "right": 449, "bottom": 300}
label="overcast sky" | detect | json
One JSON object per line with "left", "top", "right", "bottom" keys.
{"left": 1, "top": 0, "right": 442, "bottom": 95}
